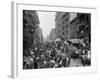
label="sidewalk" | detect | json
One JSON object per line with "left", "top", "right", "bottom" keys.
{"left": 69, "top": 58, "right": 83, "bottom": 67}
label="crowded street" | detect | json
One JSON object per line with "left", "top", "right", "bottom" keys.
{"left": 23, "top": 10, "right": 91, "bottom": 69}
{"left": 23, "top": 39, "right": 91, "bottom": 69}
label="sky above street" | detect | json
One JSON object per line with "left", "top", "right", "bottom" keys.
{"left": 37, "top": 11, "right": 56, "bottom": 40}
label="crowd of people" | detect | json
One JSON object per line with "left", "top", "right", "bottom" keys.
{"left": 23, "top": 39, "right": 91, "bottom": 69}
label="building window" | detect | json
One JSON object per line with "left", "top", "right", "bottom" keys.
{"left": 62, "top": 26, "right": 64, "bottom": 30}
{"left": 62, "top": 32, "right": 65, "bottom": 35}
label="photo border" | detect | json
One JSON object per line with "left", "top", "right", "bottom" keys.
{"left": 11, "top": 1, "right": 97, "bottom": 78}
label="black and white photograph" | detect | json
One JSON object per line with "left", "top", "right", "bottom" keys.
{"left": 23, "top": 10, "right": 91, "bottom": 69}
